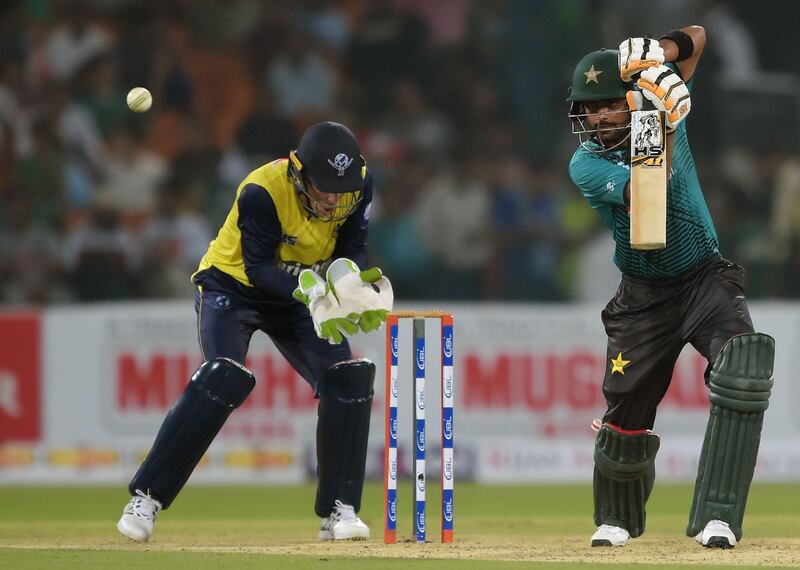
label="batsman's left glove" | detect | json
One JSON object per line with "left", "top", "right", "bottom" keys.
{"left": 636, "top": 64, "right": 691, "bottom": 131}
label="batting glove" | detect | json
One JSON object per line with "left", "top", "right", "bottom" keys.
{"left": 636, "top": 65, "right": 691, "bottom": 131}
{"left": 293, "top": 269, "right": 358, "bottom": 345}
{"left": 618, "top": 37, "right": 665, "bottom": 82}
{"left": 326, "top": 258, "right": 393, "bottom": 334}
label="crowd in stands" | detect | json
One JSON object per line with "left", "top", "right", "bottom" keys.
{"left": 1, "top": 0, "right": 799, "bottom": 305}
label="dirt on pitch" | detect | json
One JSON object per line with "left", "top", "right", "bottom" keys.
{"left": 19, "top": 535, "right": 799, "bottom": 567}
{"left": 188, "top": 537, "right": 800, "bottom": 566}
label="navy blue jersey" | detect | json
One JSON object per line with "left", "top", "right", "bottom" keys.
{"left": 193, "top": 158, "right": 372, "bottom": 303}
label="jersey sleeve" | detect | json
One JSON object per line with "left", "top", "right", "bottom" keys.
{"left": 237, "top": 183, "right": 297, "bottom": 299}
{"left": 331, "top": 170, "right": 373, "bottom": 269}
{"left": 568, "top": 149, "right": 629, "bottom": 208}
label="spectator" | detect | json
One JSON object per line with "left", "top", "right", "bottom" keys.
{"left": 61, "top": 191, "right": 142, "bottom": 301}
{"left": 42, "top": 1, "right": 113, "bottom": 83}
{"left": 368, "top": 161, "right": 432, "bottom": 299}
{"left": 415, "top": 151, "right": 492, "bottom": 299}
{"left": 347, "top": 0, "right": 430, "bottom": 114}
{"left": 385, "top": 79, "right": 453, "bottom": 161}
{"left": 14, "top": 118, "right": 64, "bottom": 228}
{"left": 0, "top": 194, "right": 65, "bottom": 304}
{"left": 294, "top": 0, "right": 351, "bottom": 53}
{"left": 96, "top": 121, "right": 168, "bottom": 227}
{"left": 219, "top": 84, "right": 298, "bottom": 184}
{"left": 487, "top": 158, "right": 565, "bottom": 300}
{"left": 140, "top": 176, "right": 213, "bottom": 298}
{"left": 266, "top": 30, "right": 337, "bottom": 121}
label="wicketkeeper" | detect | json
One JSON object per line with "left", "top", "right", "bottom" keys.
{"left": 566, "top": 25, "right": 775, "bottom": 548}
{"left": 117, "top": 121, "right": 393, "bottom": 542}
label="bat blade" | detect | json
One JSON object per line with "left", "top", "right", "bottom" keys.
{"left": 630, "top": 107, "right": 667, "bottom": 250}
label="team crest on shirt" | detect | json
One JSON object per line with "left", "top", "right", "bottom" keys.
{"left": 281, "top": 234, "right": 298, "bottom": 245}
{"left": 328, "top": 153, "right": 353, "bottom": 176}
{"left": 211, "top": 294, "right": 231, "bottom": 310}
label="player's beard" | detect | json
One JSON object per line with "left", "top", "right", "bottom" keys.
{"left": 595, "top": 122, "right": 630, "bottom": 150}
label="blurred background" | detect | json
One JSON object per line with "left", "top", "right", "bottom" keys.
{"left": 2, "top": 0, "right": 800, "bottom": 489}
{"left": 2, "top": 0, "right": 800, "bottom": 306}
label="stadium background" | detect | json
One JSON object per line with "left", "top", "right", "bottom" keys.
{"left": 2, "top": 2, "right": 800, "bottom": 563}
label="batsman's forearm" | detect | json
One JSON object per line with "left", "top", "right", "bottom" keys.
{"left": 659, "top": 25, "right": 705, "bottom": 63}
{"left": 659, "top": 25, "right": 705, "bottom": 82}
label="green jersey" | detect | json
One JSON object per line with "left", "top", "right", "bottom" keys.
{"left": 568, "top": 75, "right": 718, "bottom": 279}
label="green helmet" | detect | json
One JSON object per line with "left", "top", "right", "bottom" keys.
{"left": 566, "top": 49, "right": 627, "bottom": 103}
{"left": 567, "top": 49, "right": 631, "bottom": 151}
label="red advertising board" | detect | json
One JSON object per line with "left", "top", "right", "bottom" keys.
{"left": 0, "top": 312, "right": 42, "bottom": 442}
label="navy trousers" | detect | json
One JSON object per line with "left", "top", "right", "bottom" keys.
{"left": 195, "top": 288, "right": 352, "bottom": 391}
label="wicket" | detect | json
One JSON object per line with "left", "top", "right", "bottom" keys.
{"left": 384, "top": 311, "right": 454, "bottom": 544}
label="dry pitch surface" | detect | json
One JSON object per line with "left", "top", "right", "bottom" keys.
{"left": 2, "top": 483, "right": 798, "bottom": 569}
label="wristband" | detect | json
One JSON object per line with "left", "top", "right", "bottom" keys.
{"left": 660, "top": 29, "right": 694, "bottom": 62}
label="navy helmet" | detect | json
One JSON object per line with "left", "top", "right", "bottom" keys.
{"left": 289, "top": 122, "right": 365, "bottom": 221}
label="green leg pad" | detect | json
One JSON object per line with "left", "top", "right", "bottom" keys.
{"left": 687, "top": 333, "right": 775, "bottom": 541}
{"left": 594, "top": 425, "right": 660, "bottom": 538}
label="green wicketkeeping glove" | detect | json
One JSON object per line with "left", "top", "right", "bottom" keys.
{"left": 293, "top": 269, "right": 359, "bottom": 344}
{"left": 326, "top": 258, "right": 394, "bottom": 334}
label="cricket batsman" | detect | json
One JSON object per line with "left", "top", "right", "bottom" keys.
{"left": 566, "top": 26, "right": 775, "bottom": 548}
{"left": 116, "top": 121, "right": 393, "bottom": 542}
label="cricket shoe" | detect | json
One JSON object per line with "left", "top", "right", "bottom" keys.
{"left": 117, "top": 489, "right": 162, "bottom": 542}
{"left": 695, "top": 519, "right": 737, "bottom": 549}
{"left": 591, "top": 524, "right": 630, "bottom": 547}
{"left": 319, "top": 500, "right": 370, "bottom": 541}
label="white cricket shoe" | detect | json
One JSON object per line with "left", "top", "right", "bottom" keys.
{"left": 591, "top": 524, "right": 630, "bottom": 547}
{"left": 319, "top": 500, "right": 370, "bottom": 541}
{"left": 117, "top": 490, "right": 162, "bottom": 542}
{"left": 695, "top": 519, "right": 737, "bottom": 548}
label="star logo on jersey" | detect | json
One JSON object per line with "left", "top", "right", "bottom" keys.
{"left": 584, "top": 65, "right": 603, "bottom": 84}
{"left": 610, "top": 352, "right": 630, "bottom": 375}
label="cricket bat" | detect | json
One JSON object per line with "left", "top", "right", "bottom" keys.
{"left": 629, "top": 99, "right": 667, "bottom": 250}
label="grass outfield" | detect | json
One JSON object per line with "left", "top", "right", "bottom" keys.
{"left": 1, "top": 483, "right": 799, "bottom": 569}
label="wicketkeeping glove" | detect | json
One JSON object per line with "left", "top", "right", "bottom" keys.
{"left": 618, "top": 37, "right": 665, "bottom": 81}
{"left": 326, "top": 258, "right": 393, "bottom": 334}
{"left": 636, "top": 64, "right": 691, "bottom": 131}
{"left": 293, "top": 269, "right": 358, "bottom": 345}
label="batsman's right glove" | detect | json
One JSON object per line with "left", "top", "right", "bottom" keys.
{"left": 618, "top": 37, "right": 665, "bottom": 81}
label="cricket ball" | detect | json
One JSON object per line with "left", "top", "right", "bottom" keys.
{"left": 126, "top": 87, "right": 152, "bottom": 113}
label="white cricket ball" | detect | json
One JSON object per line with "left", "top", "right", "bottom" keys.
{"left": 126, "top": 87, "right": 152, "bottom": 113}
